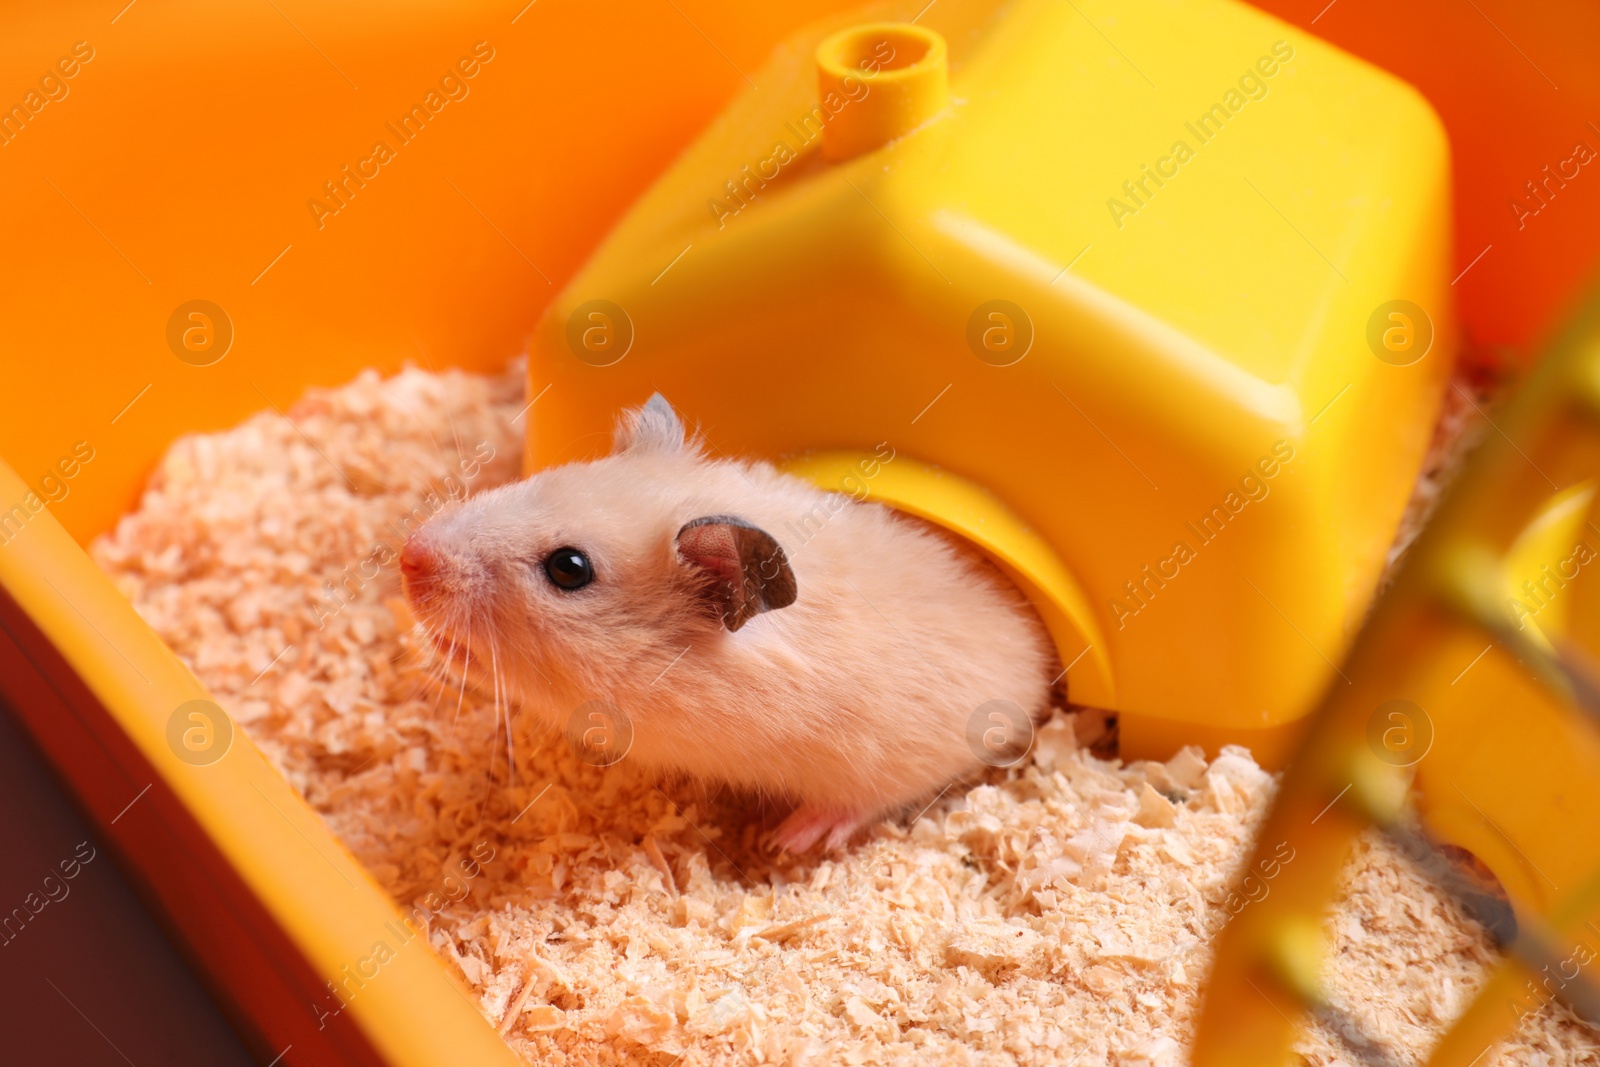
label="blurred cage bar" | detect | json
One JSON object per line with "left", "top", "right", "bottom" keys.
{"left": 1193, "top": 282, "right": 1600, "bottom": 1065}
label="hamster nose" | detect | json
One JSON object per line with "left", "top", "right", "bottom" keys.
{"left": 400, "top": 537, "right": 436, "bottom": 581}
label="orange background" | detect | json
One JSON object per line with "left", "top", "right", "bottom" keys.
{"left": 1253, "top": 0, "right": 1600, "bottom": 359}
{"left": 0, "top": 0, "right": 862, "bottom": 543}
{"left": 2, "top": 0, "right": 1598, "bottom": 544}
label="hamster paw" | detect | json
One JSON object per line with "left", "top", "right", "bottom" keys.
{"left": 772, "top": 805, "right": 863, "bottom": 854}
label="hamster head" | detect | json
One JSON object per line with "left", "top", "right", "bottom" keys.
{"left": 399, "top": 394, "right": 798, "bottom": 714}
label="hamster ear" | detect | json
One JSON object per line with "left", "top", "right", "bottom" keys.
{"left": 675, "top": 516, "right": 798, "bottom": 632}
{"left": 614, "top": 393, "right": 686, "bottom": 455}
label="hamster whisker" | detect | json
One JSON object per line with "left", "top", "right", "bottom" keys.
{"left": 490, "top": 638, "right": 515, "bottom": 791}
{"left": 498, "top": 625, "right": 553, "bottom": 691}
{"left": 421, "top": 622, "right": 468, "bottom": 696}
{"left": 391, "top": 622, "right": 454, "bottom": 707}
{"left": 490, "top": 619, "right": 519, "bottom": 790}
{"left": 436, "top": 624, "right": 458, "bottom": 677}
{"left": 454, "top": 619, "right": 473, "bottom": 725}
{"left": 486, "top": 658, "right": 501, "bottom": 789}
{"left": 398, "top": 616, "right": 468, "bottom": 715}
{"left": 427, "top": 624, "right": 465, "bottom": 715}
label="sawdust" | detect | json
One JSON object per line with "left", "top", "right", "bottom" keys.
{"left": 90, "top": 363, "right": 1597, "bottom": 1065}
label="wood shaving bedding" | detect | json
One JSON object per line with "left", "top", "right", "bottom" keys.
{"left": 90, "top": 362, "right": 1597, "bottom": 1066}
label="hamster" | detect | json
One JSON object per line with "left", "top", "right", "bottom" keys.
{"left": 400, "top": 394, "right": 1056, "bottom": 852}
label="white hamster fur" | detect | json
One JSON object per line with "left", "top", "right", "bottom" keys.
{"left": 400, "top": 395, "right": 1056, "bottom": 851}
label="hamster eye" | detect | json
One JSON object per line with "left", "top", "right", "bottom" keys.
{"left": 543, "top": 547, "right": 593, "bottom": 591}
